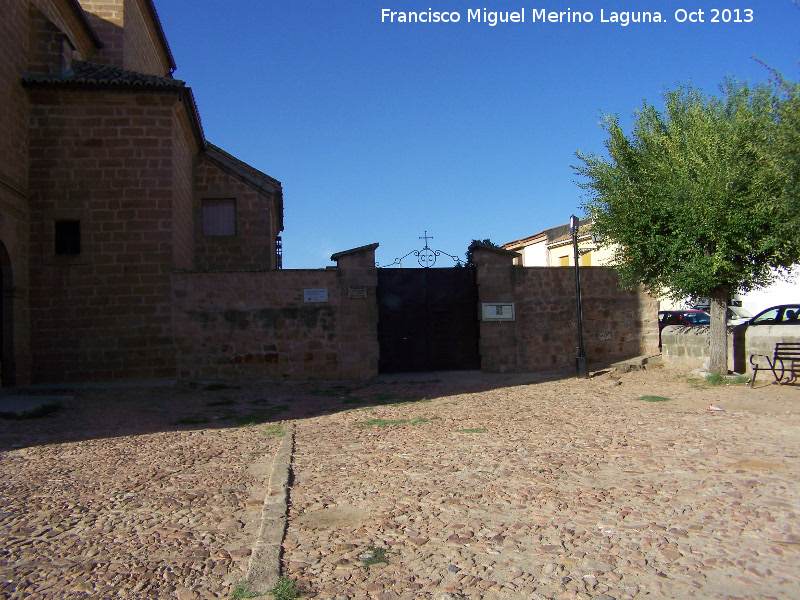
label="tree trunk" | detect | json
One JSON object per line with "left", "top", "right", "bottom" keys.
{"left": 708, "top": 294, "right": 728, "bottom": 375}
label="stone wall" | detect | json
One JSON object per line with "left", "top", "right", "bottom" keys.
{"left": 120, "top": 0, "right": 173, "bottom": 75}
{"left": 660, "top": 324, "right": 800, "bottom": 375}
{"left": 193, "top": 156, "right": 277, "bottom": 272}
{"left": 0, "top": 0, "right": 34, "bottom": 385}
{"left": 172, "top": 244, "right": 380, "bottom": 382}
{"left": 27, "top": 90, "right": 181, "bottom": 382}
{"left": 79, "top": 0, "right": 172, "bottom": 75}
{"left": 172, "top": 101, "right": 196, "bottom": 270}
{"left": 745, "top": 325, "right": 800, "bottom": 378}
{"left": 473, "top": 244, "right": 659, "bottom": 373}
{"left": 745, "top": 325, "right": 800, "bottom": 371}
{"left": 660, "top": 326, "right": 736, "bottom": 371}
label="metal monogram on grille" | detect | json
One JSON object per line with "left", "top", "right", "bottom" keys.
{"left": 377, "top": 231, "right": 464, "bottom": 268}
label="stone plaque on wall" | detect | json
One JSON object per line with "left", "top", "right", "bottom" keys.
{"left": 348, "top": 286, "right": 368, "bottom": 299}
{"left": 304, "top": 288, "right": 328, "bottom": 303}
{"left": 481, "top": 303, "right": 515, "bottom": 321}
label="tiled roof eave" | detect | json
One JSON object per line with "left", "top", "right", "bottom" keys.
{"left": 22, "top": 78, "right": 184, "bottom": 91}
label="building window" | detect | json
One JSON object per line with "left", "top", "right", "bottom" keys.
{"left": 581, "top": 251, "right": 591, "bottom": 266}
{"left": 201, "top": 199, "right": 236, "bottom": 236}
{"left": 559, "top": 255, "right": 569, "bottom": 266}
{"left": 55, "top": 220, "right": 80, "bottom": 254}
{"left": 275, "top": 235, "right": 283, "bottom": 269}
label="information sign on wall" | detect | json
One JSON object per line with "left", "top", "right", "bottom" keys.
{"left": 481, "top": 302, "right": 515, "bottom": 321}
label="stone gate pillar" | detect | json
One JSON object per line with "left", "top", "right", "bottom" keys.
{"left": 470, "top": 242, "right": 520, "bottom": 373}
{"left": 331, "top": 243, "right": 379, "bottom": 380}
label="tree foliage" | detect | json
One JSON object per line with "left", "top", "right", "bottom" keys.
{"left": 463, "top": 239, "right": 498, "bottom": 267}
{"left": 574, "top": 79, "right": 800, "bottom": 373}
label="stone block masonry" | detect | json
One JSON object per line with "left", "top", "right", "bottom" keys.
{"left": 173, "top": 271, "right": 341, "bottom": 381}
{"left": 173, "top": 242, "right": 655, "bottom": 383}
{"left": 172, "top": 244, "right": 380, "bottom": 382}
{"left": 472, "top": 244, "right": 659, "bottom": 373}
{"left": 26, "top": 90, "right": 190, "bottom": 382}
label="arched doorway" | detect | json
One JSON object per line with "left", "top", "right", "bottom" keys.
{"left": 0, "top": 242, "right": 15, "bottom": 387}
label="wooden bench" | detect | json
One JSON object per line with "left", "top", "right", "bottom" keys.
{"left": 749, "top": 342, "right": 800, "bottom": 387}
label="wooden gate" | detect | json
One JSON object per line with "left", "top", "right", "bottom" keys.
{"left": 377, "top": 267, "right": 480, "bottom": 373}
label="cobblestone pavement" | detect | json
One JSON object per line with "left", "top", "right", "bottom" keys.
{"left": 0, "top": 381, "right": 290, "bottom": 600}
{"left": 283, "top": 369, "right": 800, "bottom": 600}
{"left": 1, "top": 367, "right": 799, "bottom": 600}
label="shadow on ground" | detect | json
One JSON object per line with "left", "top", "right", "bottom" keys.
{"left": 0, "top": 368, "right": 582, "bottom": 451}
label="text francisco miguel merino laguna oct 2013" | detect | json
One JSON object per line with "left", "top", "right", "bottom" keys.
{"left": 380, "top": 8, "right": 755, "bottom": 27}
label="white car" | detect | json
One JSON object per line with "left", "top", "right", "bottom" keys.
{"left": 727, "top": 306, "right": 753, "bottom": 326}
{"left": 691, "top": 304, "right": 753, "bottom": 326}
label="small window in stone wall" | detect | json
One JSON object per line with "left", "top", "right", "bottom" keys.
{"left": 55, "top": 220, "right": 80, "bottom": 254}
{"left": 201, "top": 199, "right": 236, "bottom": 236}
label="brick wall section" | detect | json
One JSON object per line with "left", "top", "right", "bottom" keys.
{"left": 0, "top": 0, "right": 103, "bottom": 385}
{"left": 31, "top": 0, "right": 102, "bottom": 66}
{"left": 516, "top": 267, "right": 658, "bottom": 371}
{"left": 172, "top": 245, "right": 379, "bottom": 382}
{"left": 473, "top": 244, "right": 658, "bottom": 373}
{"left": 172, "top": 270, "right": 341, "bottom": 381}
{"left": 79, "top": 0, "right": 124, "bottom": 67}
{"left": 79, "top": 0, "right": 171, "bottom": 75}
{"left": 473, "top": 246, "right": 519, "bottom": 373}
{"left": 171, "top": 102, "right": 196, "bottom": 270}
{"left": 193, "top": 156, "right": 276, "bottom": 271}
{"left": 333, "top": 244, "right": 379, "bottom": 379}
{"left": 28, "top": 5, "right": 71, "bottom": 76}
{"left": 1, "top": 0, "right": 31, "bottom": 187}
{"left": 120, "top": 0, "right": 172, "bottom": 75}
{"left": 27, "top": 89, "right": 181, "bottom": 382}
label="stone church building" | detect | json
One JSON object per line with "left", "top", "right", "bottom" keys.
{"left": 0, "top": 1, "right": 658, "bottom": 387}
{"left": 1, "top": 0, "right": 284, "bottom": 385}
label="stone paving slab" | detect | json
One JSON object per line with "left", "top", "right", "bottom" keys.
{"left": 0, "top": 395, "right": 73, "bottom": 418}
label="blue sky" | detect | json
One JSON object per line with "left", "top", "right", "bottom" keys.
{"left": 156, "top": 1, "right": 800, "bottom": 269}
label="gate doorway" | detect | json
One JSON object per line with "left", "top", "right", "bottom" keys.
{"left": 377, "top": 267, "right": 480, "bottom": 373}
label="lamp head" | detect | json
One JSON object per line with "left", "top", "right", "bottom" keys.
{"left": 569, "top": 215, "right": 578, "bottom": 234}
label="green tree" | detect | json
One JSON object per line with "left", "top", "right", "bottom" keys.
{"left": 574, "top": 80, "right": 800, "bottom": 375}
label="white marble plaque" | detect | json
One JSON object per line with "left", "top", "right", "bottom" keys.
{"left": 303, "top": 288, "right": 328, "bottom": 303}
{"left": 481, "top": 302, "right": 515, "bottom": 321}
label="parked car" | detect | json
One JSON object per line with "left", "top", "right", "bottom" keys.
{"left": 658, "top": 310, "right": 710, "bottom": 347}
{"left": 692, "top": 302, "right": 753, "bottom": 325}
{"left": 746, "top": 304, "right": 800, "bottom": 326}
{"left": 659, "top": 310, "right": 711, "bottom": 328}
{"left": 727, "top": 305, "right": 753, "bottom": 325}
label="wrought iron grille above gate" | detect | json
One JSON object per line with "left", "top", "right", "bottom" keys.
{"left": 377, "top": 231, "right": 464, "bottom": 268}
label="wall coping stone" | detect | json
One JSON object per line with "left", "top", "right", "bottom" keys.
{"left": 331, "top": 243, "right": 380, "bottom": 261}
{"left": 469, "top": 241, "right": 520, "bottom": 258}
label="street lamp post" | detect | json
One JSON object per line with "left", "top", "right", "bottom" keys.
{"left": 570, "top": 215, "right": 587, "bottom": 378}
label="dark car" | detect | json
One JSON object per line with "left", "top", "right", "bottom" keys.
{"left": 746, "top": 304, "right": 800, "bottom": 326}
{"left": 658, "top": 310, "right": 711, "bottom": 347}
{"left": 659, "top": 310, "right": 711, "bottom": 328}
